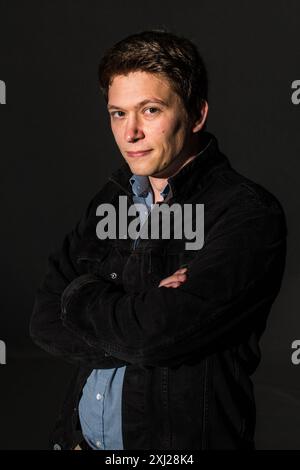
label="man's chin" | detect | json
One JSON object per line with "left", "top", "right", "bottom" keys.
{"left": 126, "top": 163, "right": 156, "bottom": 177}
{"left": 130, "top": 169, "right": 153, "bottom": 176}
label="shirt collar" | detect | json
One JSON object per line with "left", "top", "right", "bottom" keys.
{"left": 129, "top": 174, "right": 151, "bottom": 197}
{"left": 129, "top": 174, "right": 171, "bottom": 200}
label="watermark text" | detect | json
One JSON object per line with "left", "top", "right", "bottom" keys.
{"left": 0, "top": 80, "right": 6, "bottom": 104}
{"left": 96, "top": 196, "right": 204, "bottom": 250}
{"left": 0, "top": 340, "right": 6, "bottom": 365}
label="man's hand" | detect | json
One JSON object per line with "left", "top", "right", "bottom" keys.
{"left": 158, "top": 267, "right": 188, "bottom": 288}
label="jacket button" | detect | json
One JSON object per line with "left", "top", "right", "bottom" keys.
{"left": 109, "top": 272, "right": 117, "bottom": 280}
{"left": 53, "top": 443, "right": 62, "bottom": 450}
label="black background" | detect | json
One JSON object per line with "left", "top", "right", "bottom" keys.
{"left": 0, "top": 0, "right": 299, "bottom": 449}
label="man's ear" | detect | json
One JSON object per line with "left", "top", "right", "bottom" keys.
{"left": 192, "top": 100, "right": 209, "bottom": 133}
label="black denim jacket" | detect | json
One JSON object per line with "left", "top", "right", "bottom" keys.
{"left": 30, "top": 132, "right": 287, "bottom": 450}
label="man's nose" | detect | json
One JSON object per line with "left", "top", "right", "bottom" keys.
{"left": 125, "top": 114, "right": 145, "bottom": 143}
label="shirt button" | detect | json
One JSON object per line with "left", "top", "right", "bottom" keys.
{"left": 110, "top": 272, "right": 117, "bottom": 280}
{"left": 96, "top": 393, "right": 103, "bottom": 400}
{"left": 96, "top": 440, "right": 102, "bottom": 448}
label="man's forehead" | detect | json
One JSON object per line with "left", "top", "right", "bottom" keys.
{"left": 107, "top": 72, "right": 178, "bottom": 110}
{"left": 109, "top": 71, "right": 169, "bottom": 86}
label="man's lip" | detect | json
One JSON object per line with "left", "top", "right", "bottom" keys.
{"left": 126, "top": 149, "right": 152, "bottom": 157}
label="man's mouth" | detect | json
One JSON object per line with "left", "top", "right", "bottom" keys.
{"left": 126, "top": 149, "right": 152, "bottom": 158}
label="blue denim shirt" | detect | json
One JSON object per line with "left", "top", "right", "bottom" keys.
{"left": 78, "top": 175, "right": 171, "bottom": 450}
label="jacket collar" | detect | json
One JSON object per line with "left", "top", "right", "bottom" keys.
{"left": 108, "top": 132, "right": 231, "bottom": 201}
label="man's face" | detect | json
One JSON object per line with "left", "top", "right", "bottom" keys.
{"left": 107, "top": 71, "right": 194, "bottom": 177}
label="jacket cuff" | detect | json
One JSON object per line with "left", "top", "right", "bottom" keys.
{"left": 61, "top": 273, "right": 100, "bottom": 318}
{"left": 60, "top": 273, "right": 113, "bottom": 348}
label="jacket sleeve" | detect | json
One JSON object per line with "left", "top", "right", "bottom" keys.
{"left": 61, "top": 202, "right": 287, "bottom": 367}
{"left": 29, "top": 190, "right": 129, "bottom": 368}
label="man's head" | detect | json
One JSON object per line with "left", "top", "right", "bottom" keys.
{"left": 98, "top": 30, "right": 209, "bottom": 177}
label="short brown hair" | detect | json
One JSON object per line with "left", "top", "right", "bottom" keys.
{"left": 98, "top": 29, "right": 208, "bottom": 122}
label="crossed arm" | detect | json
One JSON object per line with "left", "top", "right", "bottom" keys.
{"left": 30, "top": 200, "right": 187, "bottom": 367}
{"left": 30, "top": 193, "right": 286, "bottom": 368}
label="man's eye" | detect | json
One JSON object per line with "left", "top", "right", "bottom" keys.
{"left": 144, "top": 107, "right": 160, "bottom": 115}
{"left": 111, "top": 111, "right": 125, "bottom": 118}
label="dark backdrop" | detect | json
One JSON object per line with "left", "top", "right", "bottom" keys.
{"left": 0, "top": 0, "right": 299, "bottom": 450}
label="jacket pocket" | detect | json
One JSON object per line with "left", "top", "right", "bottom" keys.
{"left": 75, "top": 240, "right": 113, "bottom": 277}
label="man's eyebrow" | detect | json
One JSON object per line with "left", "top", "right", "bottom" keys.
{"left": 107, "top": 98, "right": 168, "bottom": 111}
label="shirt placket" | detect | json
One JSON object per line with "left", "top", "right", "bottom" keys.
{"left": 94, "top": 370, "right": 110, "bottom": 450}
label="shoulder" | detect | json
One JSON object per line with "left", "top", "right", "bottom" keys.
{"left": 200, "top": 164, "right": 288, "bottom": 242}
{"left": 210, "top": 164, "right": 285, "bottom": 217}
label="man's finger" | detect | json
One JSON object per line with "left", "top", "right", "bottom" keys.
{"left": 175, "top": 268, "right": 188, "bottom": 274}
{"left": 159, "top": 273, "right": 187, "bottom": 286}
{"left": 161, "top": 282, "right": 182, "bottom": 288}
{"left": 158, "top": 273, "right": 187, "bottom": 288}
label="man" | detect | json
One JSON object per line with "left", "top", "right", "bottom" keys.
{"left": 30, "top": 30, "right": 287, "bottom": 450}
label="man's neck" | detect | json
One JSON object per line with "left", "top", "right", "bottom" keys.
{"left": 149, "top": 154, "right": 198, "bottom": 203}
